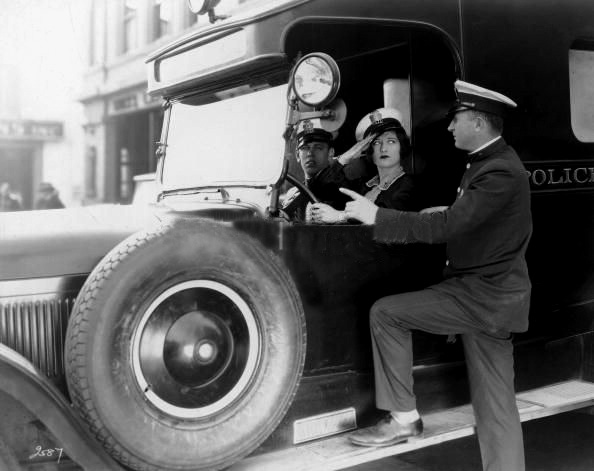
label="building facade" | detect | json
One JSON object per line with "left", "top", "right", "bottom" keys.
{"left": 0, "top": 0, "right": 87, "bottom": 210}
{"left": 81, "top": 0, "right": 249, "bottom": 204}
{"left": 0, "top": 63, "right": 78, "bottom": 211}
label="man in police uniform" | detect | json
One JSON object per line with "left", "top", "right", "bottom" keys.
{"left": 343, "top": 80, "right": 531, "bottom": 471}
{"left": 283, "top": 118, "right": 372, "bottom": 221}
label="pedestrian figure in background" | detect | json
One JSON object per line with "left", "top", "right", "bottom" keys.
{"left": 346, "top": 80, "right": 531, "bottom": 471}
{"left": 35, "top": 182, "right": 65, "bottom": 210}
{"left": 0, "top": 182, "right": 23, "bottom": 212}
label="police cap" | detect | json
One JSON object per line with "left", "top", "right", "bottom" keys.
{"left": 449, "top": 80, "right": 517, "bottom": 117}
{"left": 296, "top": 118, "right": 334, "bottom": 148}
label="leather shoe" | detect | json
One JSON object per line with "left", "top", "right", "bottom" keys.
{"left": 349, "top": 415, "right": 423, "bottom": 447}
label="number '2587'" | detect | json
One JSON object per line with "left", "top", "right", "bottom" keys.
{"left": 28, "top": 445, "right": 64, "bottom": 463}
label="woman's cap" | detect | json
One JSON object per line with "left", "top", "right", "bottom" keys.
{"left": 355, "top": 107, "right": 404, "bottom": 142}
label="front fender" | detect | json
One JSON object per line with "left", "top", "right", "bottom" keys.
{"left": 0, "top": 205, "right": 163, "bottom": 280}
{"left": 0, "top": 344, "right": 123, "bottom": 470}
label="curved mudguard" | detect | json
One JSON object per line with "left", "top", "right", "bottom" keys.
{"left": 0, "top": 344, "right": 124, "bottom": 471}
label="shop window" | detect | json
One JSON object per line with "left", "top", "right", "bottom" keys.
{"left": 149, "top": 110, "right": 165, "bottom": 172}
{"left": 89, "top": 1, "right": 96, "bottom": 65}
{"left": 0, "top": 67, "right": 19, "bottom": 116}
{"left": 569, "top": 39, "right": 594, "bottom": 142}
{"left": 153, "top": 0, "right": 173, "bottom": 40}
{"left": 89, "top": 0, "right": 103, "bottom": 65}
{"left": 85, "top": 146, "right": 97, "bottom": 199}
{"left": 123, "top": 0, "right": 138, "bottom": 53}
{"left": 119, "top": 148, "right": 133, "bottom": 202}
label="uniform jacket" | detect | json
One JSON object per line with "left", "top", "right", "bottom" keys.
{"left": 374, "top": 138, "right": 532, "bottom": 332}
{"left": 364, "top": 174, "right": 422, "bottom": 212}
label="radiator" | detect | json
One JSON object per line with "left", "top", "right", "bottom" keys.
{"left": 0, "top": 276, "right": 86, "bottom": 380}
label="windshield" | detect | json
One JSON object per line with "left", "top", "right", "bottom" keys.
{"left": 161, "top": 84, "right": 287, "bottom": 192}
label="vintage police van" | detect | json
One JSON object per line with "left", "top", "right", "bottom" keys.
{"left": 2, "top": 0, "right": 594, "bottom": 470}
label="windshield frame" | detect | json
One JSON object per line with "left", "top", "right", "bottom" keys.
{"left": 157, "top": 82, "right": 290, "bottom": 201}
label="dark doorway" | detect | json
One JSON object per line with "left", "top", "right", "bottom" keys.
{"left": 0, "top": 145, "right": 35, "bottom": 209}
{"left": 111, "top": 109, "right": 163, "bottom": 203}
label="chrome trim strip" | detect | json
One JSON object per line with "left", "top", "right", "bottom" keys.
{"left": 0, "top": 275, "right": 87, "bottom": 298}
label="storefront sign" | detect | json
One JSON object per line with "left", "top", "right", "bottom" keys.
{"left": 113, "top": 95, "right": 138, "bottom": 111}
{"left": 108, "top": 90, "right": 163, "bottom": 116}
{"left": 0, "top": 120, "right": 63, "bottom": 140}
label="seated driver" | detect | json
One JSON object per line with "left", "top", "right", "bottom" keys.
{"left": 282, "top": 118, "right": 374, "bottom": 221}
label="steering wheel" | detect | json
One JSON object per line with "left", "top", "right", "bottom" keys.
{"left": 285, "top": 173, "right": 320, "bottom": 203}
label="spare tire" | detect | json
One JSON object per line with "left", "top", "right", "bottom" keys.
{"left": 65, "top": 218, "right": 306, "bottom": 471}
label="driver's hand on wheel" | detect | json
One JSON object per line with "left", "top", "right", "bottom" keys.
{"left": 307, "top": 202, "right": 347, "bottom": 224}
{"left": 340, "top": 188, "right": 379, "bottom": 225}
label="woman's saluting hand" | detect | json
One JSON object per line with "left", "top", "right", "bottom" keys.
{"left": 336, "top": 133, "right": 377, "bottom": 166}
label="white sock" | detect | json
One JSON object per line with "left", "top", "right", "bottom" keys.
{"left": 390, "top": 409, "right": 420, "bottom": 424}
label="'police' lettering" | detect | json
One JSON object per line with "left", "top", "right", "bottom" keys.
{"left": 526, "top": 163, "right": 594, "bottom": 191}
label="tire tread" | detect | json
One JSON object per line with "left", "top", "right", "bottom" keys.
{"left": 66, "top": 224, "right": 172, "bottom": 471}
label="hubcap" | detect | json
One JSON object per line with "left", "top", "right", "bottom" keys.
{"left": 131, "top": 280, "right": 260, "bottom": 418}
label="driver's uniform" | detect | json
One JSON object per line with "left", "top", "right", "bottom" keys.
{"left": 282, "top": 161, "right": 354, "bottom": 221}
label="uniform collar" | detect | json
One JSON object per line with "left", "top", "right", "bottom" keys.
{"left": 467, "top": 136, "right": 506, "bottom": 163}
{"left": 305, "top": 164, "right": 329, "bottom": 183}
{"left": 365, "top": 172, "right": 405, "bottom": 190}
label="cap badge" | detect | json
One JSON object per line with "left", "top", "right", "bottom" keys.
{"left": 370, "top": 111, "right": 383, "bottom": 124}
{"left": 303, "top": 119, "right": 314, "bottom": 133}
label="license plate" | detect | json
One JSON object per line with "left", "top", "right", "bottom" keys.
{"left": 293, "top": 407, "right": 357, "bottom": 444}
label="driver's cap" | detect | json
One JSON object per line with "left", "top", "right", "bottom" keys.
{"left": 295, "top": 118, "right": 334, "bottom": 148}
{"left": 355, "top": 107, "right": 404, "bottom": 142}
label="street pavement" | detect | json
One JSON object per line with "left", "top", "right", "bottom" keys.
{"left": 345, "top": 411, "right": 594, "bottom": 470}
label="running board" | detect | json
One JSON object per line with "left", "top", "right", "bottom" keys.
{"left": 231, "top": 380, "right": 594, "bottom": 471}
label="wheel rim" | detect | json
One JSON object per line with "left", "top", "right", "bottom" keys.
{"left": 131, "top": 280, "right": 261, "bottom": 418}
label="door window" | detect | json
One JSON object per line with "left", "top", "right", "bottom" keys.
{"left": 569, "top": 40, "right": 594, "bottom": 142}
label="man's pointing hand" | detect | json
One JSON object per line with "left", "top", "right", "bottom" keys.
{"left": 340, "top": 188, "right": 379, "bottom": 225}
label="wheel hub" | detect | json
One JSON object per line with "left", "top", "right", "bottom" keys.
{"left": 131, "top": 280, "right": 260, "bottom": 418}
{"left": 196, "top": 339, "right": 217, "bottom": 363}
{"left": 163, "top": 310, "right": 232, "bottom": 387}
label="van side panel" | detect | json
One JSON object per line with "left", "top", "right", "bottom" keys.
{"left": 462, "top": 0, "right": 594, "bottom": 339}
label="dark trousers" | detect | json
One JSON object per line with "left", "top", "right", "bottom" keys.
{"left": 370, "top": 288, "right": 525, "bottom": 471}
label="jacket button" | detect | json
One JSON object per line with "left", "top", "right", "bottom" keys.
{"left": 466, "top": 163, "right": 471, "bottom": 169}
